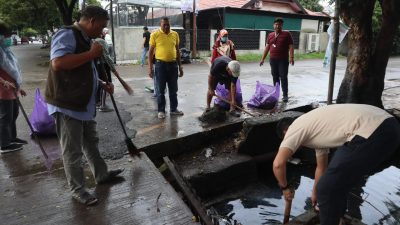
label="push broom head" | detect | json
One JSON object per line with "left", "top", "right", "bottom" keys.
{"left": 125, "top": 138, "right": 141, "bottom": 158}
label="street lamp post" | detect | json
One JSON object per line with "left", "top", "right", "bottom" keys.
{"left": 327, "top": 0, "right": 340, "bottom": 105}
{"left": 192, "top": 0, "right": 197, "bottom": 58}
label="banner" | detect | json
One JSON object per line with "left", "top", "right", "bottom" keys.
{"left": 79, "top": 0, "right": 84, "bottom": 10}
{"left": 323, "top": 21, "right": 349, "bottom": 67}
{"left": 181, "top": 0, "right": 199, "bottom": 13}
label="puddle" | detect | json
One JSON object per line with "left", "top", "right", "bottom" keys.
{"left": 209, "top": 163, "right": 400, "bottom": 224}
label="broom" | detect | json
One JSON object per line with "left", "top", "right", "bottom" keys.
{"left": 13, "top": 89, "right": 53, "bottom": 169}
{"left": 95, "top": 38, "right": 134, "bottom": 95}
{"left": 99, "top": 61, "right": 141, "bottom": 158}
{"left": 213, "top": 93, "right": 257, "bottom": 117}
{"left": 283, "top": 199, "right": 292, "bottom": 224}
{"left": 1, "top": 78, "right": 54, "bottom": 169}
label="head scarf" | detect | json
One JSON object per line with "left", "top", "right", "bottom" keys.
{"left": 219, "top": 29, "right": 228, "bottom": 38}
{"left": 0, "top": 23, "right": 22, "bottom": 87}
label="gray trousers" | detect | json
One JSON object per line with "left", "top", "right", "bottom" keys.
{"left": 54, "top": 113, "right": 108, "bottom": 193}
{"left": 0, "top": 99, "right": 18, "bottom": 147}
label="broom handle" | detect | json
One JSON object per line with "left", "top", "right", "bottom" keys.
{"left": 214, "top": 93, "right": 256, "bottom": 117}
{"left": 13, "top": 91, "right": 49, "bottom": 159}
{"left": 109, "top": 93, "right": 129, "bottom": 138}
{"left": 283, "top": 199, "right": 292, "bottom": 224}
{"left": 101, "top": 60, "right": 130, "bottom": 139}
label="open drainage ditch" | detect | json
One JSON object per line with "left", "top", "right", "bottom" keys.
{"left": 145, "top": 105, "right": 400, "bottom": 225}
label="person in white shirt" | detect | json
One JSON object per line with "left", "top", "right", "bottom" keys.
{"left": 273, "top": 104, "right": 400, "bottom": 225}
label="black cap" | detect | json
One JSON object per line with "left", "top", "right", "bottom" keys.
{"left": 143, "top": 26, "right": 148, "bottom": 31}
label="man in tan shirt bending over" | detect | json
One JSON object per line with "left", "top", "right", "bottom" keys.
{"left": 273, "top": 104, "right": 400, "bottom": 225}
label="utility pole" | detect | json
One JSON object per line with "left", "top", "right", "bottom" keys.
{"left": 192, "top": 0, "right": 197, "bottom": 58}
{"left": 110, "top": 0, "right": 117, "bottom": 63}
{"left": 185, "top": 11, "right": 191, "bottom": 49}
{"left": 327, "top": 0, "right": 340, "bottom": 105}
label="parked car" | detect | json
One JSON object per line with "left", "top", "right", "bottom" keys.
{"left": 21, "top": 37, "right": 29, "bottom": 44}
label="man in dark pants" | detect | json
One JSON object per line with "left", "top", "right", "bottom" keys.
{"left": 260, "top": 17, "right": 294, "bottom": 102}
{"left": 206, "top": 55, "right": 241, "bottom": 116}
{"left": 273, "top": 104, "right": 400, "bottom": 225}
{"left": 148, "top": 17, "right": 184, "bottom": 119}
{"left": 141, "top": 26, "right": 150, "bottom": 67}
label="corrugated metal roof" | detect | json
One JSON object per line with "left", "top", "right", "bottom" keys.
{"left": 198, "top": 0, "right": 248, "bottom": 10}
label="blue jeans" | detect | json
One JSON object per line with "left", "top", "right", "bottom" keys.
{"left": 141, "top": 47, "right": 149, "bottom": 65}
{"left": 316, "top": 117, "right": 400, "bottom": 225}
{"left": 155, "top": 60, "right": 178, "bottom": 113}
{"left": 0, "top": 99, "right": 18, "bottom": 147}
{"left": 269, "top": 58, "right": 289, "bottom": 97}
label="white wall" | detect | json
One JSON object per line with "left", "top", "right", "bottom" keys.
{"left": 301, "top": 19, "right": 319, "bottom": 33}
{"left": 113, "top": 24, "right": 327, "bottom": 62}
{"left": 113, "top": 27, "right": 144, "bottom": 62}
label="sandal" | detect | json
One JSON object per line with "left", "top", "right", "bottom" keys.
{"left": 72, "top": 191, "right": 98, "bottom": 206}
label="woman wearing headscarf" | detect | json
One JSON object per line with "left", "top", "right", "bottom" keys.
{"left": 0, "top": 20, "right": 27, "bottom": 153}
{"left": 211, "top": 29, "right": 236, "bottom": 63}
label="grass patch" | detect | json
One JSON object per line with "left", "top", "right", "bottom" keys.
{"left": 236, "top": 51, "right": 327, "bottom": 62}
{"left": 236, "top": 53, "right": 263, "bottom": 62}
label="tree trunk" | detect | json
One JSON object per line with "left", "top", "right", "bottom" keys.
{"left": 336, "top": 0, "right": 400, "bottom": 108}
{"left": 54, "top": 0, "right": 77, "bottom": 25}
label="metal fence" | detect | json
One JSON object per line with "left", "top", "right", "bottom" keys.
{"left": 175, "top": 29, "right": 211, "bottom": 50}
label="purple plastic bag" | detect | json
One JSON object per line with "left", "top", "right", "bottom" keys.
{"left": 29, "top": 88, "right": 56, "bottom": 136}
{"left": 214, "top": 79, "right": 243, "bottom": 109}
{"left": 247, "top": 81, "right": 280, "bottom": 109}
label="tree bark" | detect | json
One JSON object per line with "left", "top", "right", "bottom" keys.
{"left": 336, "top": 0, "right": 400, "bottom": 108}
{"left": 54, "top": 0, "right": 77, "bottom": 25}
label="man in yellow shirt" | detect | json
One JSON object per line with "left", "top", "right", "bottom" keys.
{"left": 273, "top": 104, "right": 400, "bottom": 225}
{"left": 148, "top": 17, "right": 184, "bottom": 119}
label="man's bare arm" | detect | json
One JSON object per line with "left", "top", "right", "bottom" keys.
{"left": 148, "top": 45, "right": 156, "bottom": 78}
{"left": 273, "top": 147, "right": 293, "bottom": 188}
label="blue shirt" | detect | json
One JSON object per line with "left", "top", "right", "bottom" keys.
{"left": 47, "top": 28, "right": 98, "bottom": 121}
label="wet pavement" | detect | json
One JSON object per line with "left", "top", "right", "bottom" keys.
{"left": 1, "top": 44, "right": 399, "bottom": 224}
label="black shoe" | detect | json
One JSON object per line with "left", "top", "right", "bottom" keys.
{"left": 0, "top": 143, "right": 23, "bottom": 154}
{"left": 282, "top": 96, "right": 289, "bottom": 102}
{"left": 97, "top": 169, "right": 125, "bottom": 184}
{"left": 12, "top": 138, "right": 28, "bottom": 145}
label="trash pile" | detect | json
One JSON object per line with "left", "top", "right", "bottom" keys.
{"left": 199, "top": 106, "right": 227, "bottom": 123}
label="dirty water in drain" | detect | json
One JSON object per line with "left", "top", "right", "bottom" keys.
{"left": 209, "top": 163, "right": 400, "bottom": 225}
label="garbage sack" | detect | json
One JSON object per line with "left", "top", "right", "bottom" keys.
{"left": 180, "top": 48, "right": 191, "bottom": 64}
{"left": 247, "top": 81, "right": 280, "bottom": 109}
{"left": 30, "top": 88, "right": 56, "bottom": 136}
{"left": 214, "top": 79, "right": 243, "bottom": 109}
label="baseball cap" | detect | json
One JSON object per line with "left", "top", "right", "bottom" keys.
{"left": 228, "top": 60, "right": 240, "bottom": 78}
